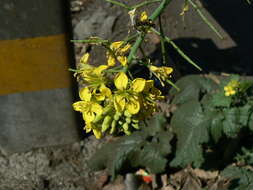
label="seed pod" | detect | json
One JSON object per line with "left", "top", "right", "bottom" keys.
{"left": 110, "top": 120, "right": 117, "bottom": 134}
{"left": 102, "top": 115, "right": 112, "bottom": 132}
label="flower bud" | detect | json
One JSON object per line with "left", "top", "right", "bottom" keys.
{"left": 132, "top": 119, "right": 139, "bottom": 124}
{"left": 114, "top": 114, "right": 120, "bottom": 121}
{"left": 102, "top": 116, "right": 112, "bottom": 132}
{"left": 110, "top": 120, "right": 117, "bottom": 134}
{"left": 122, "top": 123, "right": 129, "bottom": 131}
{"left": 132, "top": 123, "right": 139, "bottom": 129}
{"left": 126, "top": 117, "right": 131, "bottom": 124}
{"left": 124, "top": 110, "right": 132, "bottom": 118}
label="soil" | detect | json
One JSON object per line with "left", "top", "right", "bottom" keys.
{"left": 0, "top": 136, "right": 107, "bottom": 190}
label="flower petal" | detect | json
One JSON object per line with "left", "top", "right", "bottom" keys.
{"left": 72, "top": 101, "right": 86, "bottom": 112}
{"left": 84, "top": 123, "right": 92, "bottom": 133}
{"left": 83, "top": 111, "right": 95, "bottom": 123}
{"left": 110, "top": 41, "right": 124, "bottom": 50}
{"left": 140, "top": 11, "right": 148, "bottom": 22}
{"left": 107, "top": 55, "right": 116, "bottom": 66}
{"left": 162, "top": 66, "right": 173, "bottom": 75}
{"left": 80, "top": 53, "right": 90, "bottom": 64}
{"left": 93, "top": 128, "right": 102, "bottom": 139}
{"left": 119, "top": 43, "right": 131, "bottom": 53}
{"left": 94, "top": 65, "right": 108, "bottom": 75}
{"left": 132, "top": 78, "right": 146, "bottom": 92}
{"left": 126, "top": 98, "right": 140, "bottom": 114}
{"left": 114, "top": 72, "right": 128, "bottom": 90}
{"left": 79, "top": 87, "right": 91, "bottom": 101}
{"left": 114, "top": 95, "right": 126, "bottom": 112}
{"left": 117, "top": 56, "right": 128, "bottom": 66}
{"left": 100, "top": 85, "right": 112, "bottom": 98}
{"left": 91, "top": 102, "right": 103, "bottom": 115}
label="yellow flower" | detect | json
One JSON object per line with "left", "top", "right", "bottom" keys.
{"left": 224, "top": 80, "right": 240, "bottom": 96}
{"left": 92, "top": 84, "right": 112, "bottom": 101}
{"left": 73, "top": 87, "right": 103, "bottom": 122}
{"left": 80, "top": 53, "right": 90, "bottom": 64}
{"left": 141, "top": 80, "right": 164, "bottom": 117}
{"left": 149, "top": 65, "right": 173, "bottom": 86}
{"left": 113, "top": 72, "right": 145, "bottom": 115}
{"left": 140, "top": 11, "right": 148, "bottom": 22}
{"left": 85, "top": 123, "right": 102, "bottom": 139}
{"left": 107, "top": 41, "right": 131, "bottom": 66}
{"left": 80, "top": 63, "right": 111, "bottom": 101}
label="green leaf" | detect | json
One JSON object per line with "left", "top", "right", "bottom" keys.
{"left": 221, "top": 166, "right": 253, "bottom": 190}
{"left": 142, "top": 113, "right": 167, "bottom": 135}
{"left": 222, "top": 107, "right": 250, "bottom": 138}
{"left": 210, "top": 91, "right": 232, "bottom": 107}
{"left": 170, "top": 75, "right": 217, "bottom": 105}
{"left": 170, "top": 100, "right": 210, "bottom": 168}
{"left": 89, "top": 133, "right": 144, "bottom": 179}
{"left": 209, "top": 112, "right": 224, "bottom": 143}
{"left": 249, "top": 113, "right": 253, "bottom": 131}
{"left": 235, "top": 147, "right": 253, "bottom": 165}
{"left": 131, "top": 141, "right": 168, "bottom": 173}
{"left": 223, "top": 108, "right": 241, "bottom": 138}
{"left": 89, "top": 114, "right": 173, "bottom": 178}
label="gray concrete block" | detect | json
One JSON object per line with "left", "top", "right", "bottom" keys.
{"left": 0, "top": 88, "right": 81, "bottom": 154}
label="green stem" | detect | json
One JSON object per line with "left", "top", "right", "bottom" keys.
{"left": 71, "top": 39, "right": 109, "bottom": 44}
{"left": 68, "top": 68, "right": 80, "bottom": 72}
{"left": 132, "top": 0, "right": 162, "bottom": 9}
{"left": 126, "top": 0, "right": 172, "bottom": 69}
{"left": 151, "top": 27, "right": 202, "bottom": 71}
{"left": 188, "top": 0, "right": 223, "bottom": 39}
{"left": 159, "top": 15, "right": 167, "bottom": 65}
{"left": 105, "top": 0, "right": 131, "bottom": 10}
{"left": 166, "top": 79, "right": 180, "bottom": 91}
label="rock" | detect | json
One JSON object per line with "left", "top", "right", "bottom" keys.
{"left": 73, "top": 7, "right": 117, "bottom": 40}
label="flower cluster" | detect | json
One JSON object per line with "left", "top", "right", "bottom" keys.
{"left": 224, "top": 79, "right": 240, "bottom": 96}
{"left": 71, "top": 40, "right": 173, "bottom": 139}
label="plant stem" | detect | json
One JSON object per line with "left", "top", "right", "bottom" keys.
{"left": 105, "top": 0, "right": 131, "bottom": 10}
{"left": 132, "top": 0, "right": 162, "bottom": 9}
{"left": 158, "top": 15, "right": 167, "bottom": 65}
{"left": 71, "top": 39, "right": 109, "bottom": 44}
{"left": 188, "top": 0, "right": 223, "bottom": 39}
{"left": 151, "top": 27, "right": 202, "bottom": 71}
{"left": 166, "top": 79, "right": 180, "bottom": 91}
{"left": 126, "top": 0, "right": 172, "bottom": 70}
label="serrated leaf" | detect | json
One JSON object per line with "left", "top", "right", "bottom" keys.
{"left": 130, "top": 131, "right": 173, "bottom": 173}
{"left": 249, "top": 113, "right": 253, "bottom": 131}
{"left": 223, "top": 108, "right": 244, "bottom": 138}
{"left": 170, "top": 75, "right": 217, "bottom": 105}
{"left": 221, "top": 166, "right": 253, "bottom": 190}
{"left": 135, "top": 143, "right": 168, "bottom": 173}
{"left": 142, "top": 113, "right": 167, "bottom": 135}
{"left": 210, "top": 91, "right": 232, "bottom": 107}
{"left": 89, "top": 133, "right": 144, "bottom": 179}
{"left": 170, "top": 100, "right": 210, "bottom": 168}
{"left": 209, "top": 112, "right": 224, "bottom": 143}
{"left": 89, "top": 114, "right": 173, "bottom": 178}
{"left": 238, "top": 104, "right": 252, "bottom": 126}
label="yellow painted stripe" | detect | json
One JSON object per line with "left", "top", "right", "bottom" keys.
{"left": 0, "top": 34, "right": 72, "bottom": 95}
